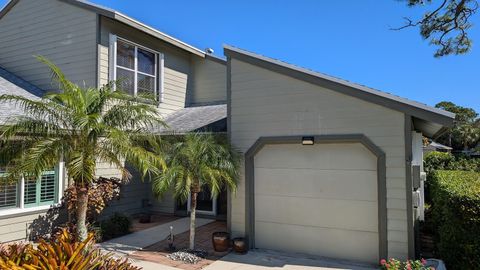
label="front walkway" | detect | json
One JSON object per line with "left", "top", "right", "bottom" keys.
{"left": 130, "top": 221, "right": 229, "bottom": 270}
{"left": 204, "top": 250, "right": 378, "bottom": 270}
{"left": 99, "top": 217, "right": 214, "bottom": 255}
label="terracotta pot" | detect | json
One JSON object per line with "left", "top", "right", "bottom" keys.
{"left": 212, "top": 232, "right": 230, "bottom": 252}
{"left": 232, "top": 237, "right": 247, "bottom": 254}
{"left": 139, "top": 213, "right": 151, "bottom": 223}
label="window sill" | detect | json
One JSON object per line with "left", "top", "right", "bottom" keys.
{"left": 0, "top": 203, "right": 62, "bottom": 219}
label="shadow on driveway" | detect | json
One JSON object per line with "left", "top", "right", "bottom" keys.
{"left": 204, "top": 249, "right": 378, "bottom": 270}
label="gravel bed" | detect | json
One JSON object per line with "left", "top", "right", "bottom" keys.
{"left": 166, "top": 249, "right": 208, "bottom": 264}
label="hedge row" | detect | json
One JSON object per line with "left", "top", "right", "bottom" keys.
{"left": 424, "top": 152, "right": 480, "bottom": 175}
{"left": 429, "top": 170, "right": 480, "bottom": 269}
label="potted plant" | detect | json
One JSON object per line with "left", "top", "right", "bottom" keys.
{"left": 232, "top": 237, "right": 247, "bottom": 254}
{"left": 212, "top": 232, "right": 230, "bottom": 252}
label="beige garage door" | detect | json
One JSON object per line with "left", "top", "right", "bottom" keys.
{"left": 254, "top": 143, "right": 379, "bottom": 263}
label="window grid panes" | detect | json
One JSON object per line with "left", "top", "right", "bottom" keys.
{"left": 40, "top": 171, "right": 56, "bottom": 203}
{"left": 0, "top": 183, "right": 17, "bottom": 209}
{"left": 116, "top": 39, "right": 157, "bottom": 99}
{"left": 0, "top": 169, "right": 17, "bottom": 209}
{"left": 0, "top": 168, "right": 58, "bottom": 210}
{"left": 24, "top": 177, "right": 37, "bottom": 205}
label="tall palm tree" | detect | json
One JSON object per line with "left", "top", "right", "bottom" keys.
{"left": 0, "top": 56, "right": 165, "bottom": 241}
{"left": 151, "top": 133, "right": 240, "bottom": 250}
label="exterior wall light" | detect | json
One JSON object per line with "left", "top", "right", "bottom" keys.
{"left": 302, "top": 136, "right": 314, "bottom": 145}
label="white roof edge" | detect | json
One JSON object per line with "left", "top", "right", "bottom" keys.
{"left": 223, "top": 44, "right": 455, "bottom": 123}
{"left": 112, "top": 12, "right": 206, "bottom": 57}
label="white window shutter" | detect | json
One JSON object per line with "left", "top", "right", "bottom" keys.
{"left": 108, "top": 34, "right": 117, "bottom": 84}
{"left": 158, "top": 53, "right": 164, "bottom": 102}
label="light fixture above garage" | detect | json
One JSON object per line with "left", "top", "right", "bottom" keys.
{"left": 302, "top": 136, "right": 315, "bottom": 145}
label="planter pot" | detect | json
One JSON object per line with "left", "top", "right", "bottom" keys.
{"left": 212, "top": 232, "right": 230, "bottom": 252}
{"left": 139, "top": 213, "right": 151, "bottom": 223}
{"left": 232, "top": 237, "right": 247, "bottom": 254}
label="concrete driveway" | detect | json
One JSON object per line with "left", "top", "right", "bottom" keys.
{"left": 204, "top": 249, "right": 378, "bottom": 270}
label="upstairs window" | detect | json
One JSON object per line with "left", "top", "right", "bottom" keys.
{"left": 110, "top": 36, "right": 163, "bottom": 100}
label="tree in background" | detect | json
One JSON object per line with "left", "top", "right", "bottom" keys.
{"left": 0, "top": 57, "right": 165, "bottom": 241}
{"left": 394, "top": 0, "right": 478, "bottom": 57}
{"left": 151, "top": 133, "right": 240, "bottom": 250}
{"left": 435, "top": 101, "right": 479, "bottom": 150}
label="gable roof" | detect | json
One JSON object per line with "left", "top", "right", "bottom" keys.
{"left": 0, "top": 0, "right": 206, "bottom": 57}
{"left": 0, "top": 67, "right": 44, "bottom": 125}
{"left": 224, "top": 45, "right": 455, "bottom": 137}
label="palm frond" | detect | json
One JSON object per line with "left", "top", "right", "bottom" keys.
{"left": 150, "top": 132, "right": 240, "bottom": 202}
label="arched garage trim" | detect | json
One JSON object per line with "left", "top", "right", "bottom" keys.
{"left": 244, "top": 134, "right": 387, "bottom": 260}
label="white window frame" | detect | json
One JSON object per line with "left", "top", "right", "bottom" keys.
{"left": 0, "top": 161, "right": 64, "bottom": 217}
{"left": 109, "top": 34, "right": 164, "bottom": 101}
{"left": 187, "top": 189, "right": 217, "bottom": 216}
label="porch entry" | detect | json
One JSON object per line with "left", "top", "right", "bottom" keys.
{"left": 187, "top": 187, "right": 217, "bottom": 215}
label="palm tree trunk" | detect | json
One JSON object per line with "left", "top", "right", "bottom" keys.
{"left": 189, "top": 191, "right": 197, "bottom": 250}
{"left": 76, "top": 186, "right": 89, "bottom": 241}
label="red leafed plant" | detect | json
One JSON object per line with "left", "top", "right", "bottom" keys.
{"left": 64, "top": 177, "right": 123, "bottom": 223}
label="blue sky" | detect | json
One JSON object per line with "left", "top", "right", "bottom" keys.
{"left": 2, "top": 0, "right": 478, "bottom": 111}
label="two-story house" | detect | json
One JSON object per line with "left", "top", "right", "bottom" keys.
{"left": 0, "top": 0, "right": 455, "bottom": 265}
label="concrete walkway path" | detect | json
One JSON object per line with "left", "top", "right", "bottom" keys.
{"left": 129, "top": 258, "right": 179, "bottom": 270}
{"left": 204, "top": 250, "right": 378, "bottom": 270}
{"left": 99, "top": 217, "right": 214, "bottom": 255}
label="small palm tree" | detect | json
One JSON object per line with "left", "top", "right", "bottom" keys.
{"left": 151, "top": 133, "right": 240, "bottom": 250}
{"left": 0, "top": 57, "right": 165, "bottom": 241}
{"left": 456, "top": 124, "right": 480, "bottom": 151}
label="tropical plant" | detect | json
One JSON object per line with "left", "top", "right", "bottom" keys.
{"left": 63, "top": 177, "right": 123, "bottom": 223}
{"left": 0, "top": 56, "right": 165, "bottom": 241}
{"left": 0, "top": 228, "right": 140, "bottom": 270}
{"left": 380, "top": 258, "right": 432, "bottom": 270}
{"left": 151, "top": 133, "right": 240, "bottom": 249}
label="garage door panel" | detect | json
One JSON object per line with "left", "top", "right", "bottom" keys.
{"left": 254, "top": 143, "right": 376, "bottom": 170}
{"left": 254, "top": 143, "right": 379, "bottom": 264}
{"left": 255, "top": 195, "right": 378, "bottom": 232}
{"left": 255, "top": 222, "right": 379, "bottom": 263}
{"left": 255, "top": 168, "right": 377, "bottom": 201}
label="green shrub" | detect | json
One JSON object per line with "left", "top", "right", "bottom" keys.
{"left": 430, "top": 170, "right": 480, "bottom": 269}
{"left": 424, "top": 152, "right": 455, "bottom": 174}
{"left": 100, "top": 212, "right": 131, "bottom": 241}
{"left": 424, "top": 151, "right": 480, "bottom": 174}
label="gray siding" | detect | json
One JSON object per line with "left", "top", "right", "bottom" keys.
{"left": 148, "top": 188, "right": 175, "bottom": 214}
{"left": 0, "top": 0, "right": 97, "bottom": 91}
{"left": 95, "top": 162, "right": 153, "bottom": 219}
{"left": 99, "top": 173, "right": 151, "bottom": 219}
{"left": 188, "top": 57, "right": 226, "bottom": 105}
{"left": 229, "top": 58, "right": 408, "bottom": 259}
{"left": 98, "top": 16, "right": 192, "bottom": 116}
{"left": 0, "top": 208, "right": 65, "bottom": 243}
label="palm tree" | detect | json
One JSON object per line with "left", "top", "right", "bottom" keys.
{"left": 455, "top": 124, "right": 480, "bottom": 151}
{"left": 0, "top": 56, "right": 165, "bottom": 241}
{"left": 151, "top": 133, "right": 240, "bottom": 250}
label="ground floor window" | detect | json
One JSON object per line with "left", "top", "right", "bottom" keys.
{"left": 0, "top": 166, "right": 61, "bottom": 211}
